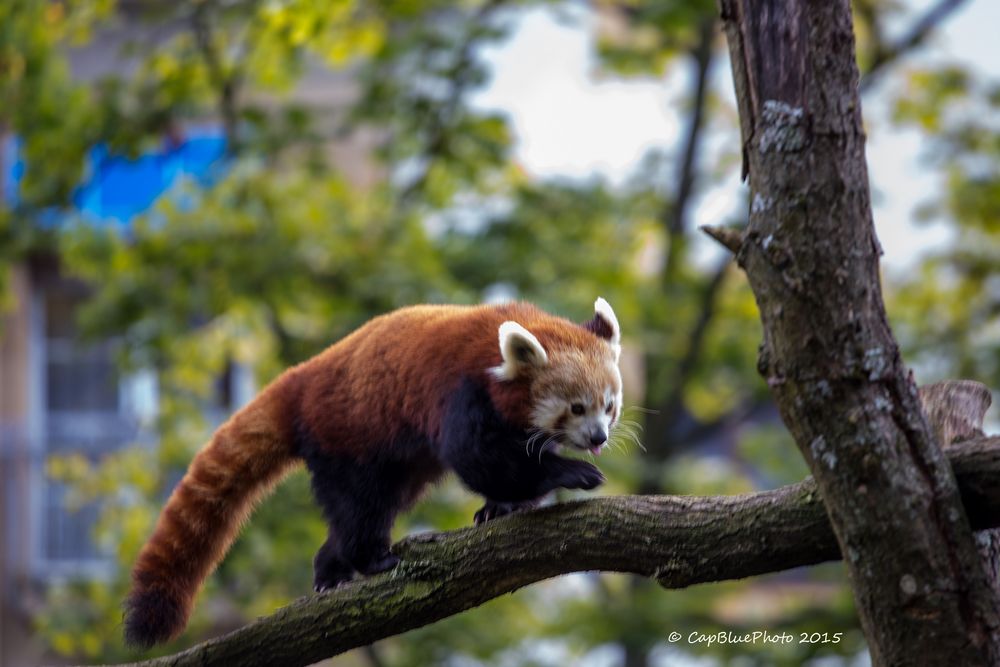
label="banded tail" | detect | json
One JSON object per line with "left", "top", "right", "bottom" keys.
{"left": 123, "top": 388, "right": 298, "bottom": 648}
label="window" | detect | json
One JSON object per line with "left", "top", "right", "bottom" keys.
{"left": 45, "top": 291, "right": 119, "bottom": 414}
{"left": 13, "top": 126, "right": 226, "bottom": 576}
{"left": 37, "top": 284, "right": 151, "bottom": 575}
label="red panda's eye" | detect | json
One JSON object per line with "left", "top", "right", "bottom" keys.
{"left": 571, "top": 403, "right": 585, "bottom": 415}
{"left": 606, "top": 402, "right": 614, "bottom": 414}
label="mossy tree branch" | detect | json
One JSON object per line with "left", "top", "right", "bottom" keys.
{"left": 94, "top": 436, "right": 1000, "bottom": 667}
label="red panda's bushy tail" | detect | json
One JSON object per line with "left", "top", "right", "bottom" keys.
{"left": 123, "top": 389, "right": 299, "bottom": 648}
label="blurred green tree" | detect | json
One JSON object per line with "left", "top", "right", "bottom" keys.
{"left": 0, "top": 0, "right": 983, "bottom": 665}
{"left": 889, "top": 64, "right": 1000, "bottom": 394}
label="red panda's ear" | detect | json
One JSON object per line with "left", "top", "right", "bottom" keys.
{"left": 491, "top": 321, "right": 548, "bottom": 380}
{"left": 583, "top": 297, "right": 621, "bottom": 354}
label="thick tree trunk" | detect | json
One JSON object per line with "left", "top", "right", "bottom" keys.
{"left": 715, "top": 1, "right": 1000, "bottom": 664}
{"left": 87, "top": 437, "right": 1000, "bottom": 667}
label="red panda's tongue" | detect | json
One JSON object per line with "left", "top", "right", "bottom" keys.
{"left": 590, "top": 445, "right": 603, "bottom": 456}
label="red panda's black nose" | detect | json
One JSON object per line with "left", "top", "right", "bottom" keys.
{"left": 590, "top": 430, "right": 607, "bottom": 446}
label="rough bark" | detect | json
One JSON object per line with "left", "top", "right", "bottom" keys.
{"left": 715, "top": 1, "right": 1000, "bottom": 664}
{"left": 81, "top": 437, "right": 1000, "bottom": 667}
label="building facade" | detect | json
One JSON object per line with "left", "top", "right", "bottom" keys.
{"left": 0, "top": 11, "right": 370, "bottom": 664}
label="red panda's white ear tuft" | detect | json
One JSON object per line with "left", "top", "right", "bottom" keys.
{"left": 593, "top": 298, "right": 620, "bottom": 345}
{"left": 491, "top": 321, "right": 548, "bottom": 380}
{"left": 585, "top": 298, "right": 621, "bottom": 361}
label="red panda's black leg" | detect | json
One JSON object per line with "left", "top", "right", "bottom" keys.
{"left": 303, "top": 450, "right": 407, "bottom": 579}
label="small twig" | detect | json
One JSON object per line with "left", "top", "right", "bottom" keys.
{"left": 699, "top": 224, "right": 743, "bottom": 254}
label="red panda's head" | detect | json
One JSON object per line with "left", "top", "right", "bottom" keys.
{"left": 490, "top": 298, "right": 623, "bottom": 455}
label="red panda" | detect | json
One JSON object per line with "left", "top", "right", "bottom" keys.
{"left": 123, "top": 298, "right": 623, "bottom": 648}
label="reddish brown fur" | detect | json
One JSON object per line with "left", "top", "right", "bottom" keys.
{"left": 124, "top": 382, "right": 298, "bottom": 646}
{"left": 125, "top": 302, "right": 613, "bottom": 647}
{"left": 293, "top": 302, "right": 607, "bottom": 454}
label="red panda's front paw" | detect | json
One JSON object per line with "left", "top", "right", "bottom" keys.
{"left": 558, "top": 460, "right": 605, "bottom": 491}
{"left": 474, "top": 499, "right": 538, "bottom": 525}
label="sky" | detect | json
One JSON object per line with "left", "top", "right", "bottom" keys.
{"left": 470, "top": 0, "right": 1000, "bottom": 272}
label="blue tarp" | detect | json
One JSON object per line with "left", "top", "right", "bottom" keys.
{"left": 3, "top": 131, "right": 227, "bottom": 225}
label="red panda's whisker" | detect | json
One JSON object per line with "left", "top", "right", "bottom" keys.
{"left": 525, "top": 429, "right": 546, "bottom": 457}
{"left": 537, "top": 431, "right": 566, "bottom": 463}
{"left": 611, "top": 419, "right": 645, "bottom": 453}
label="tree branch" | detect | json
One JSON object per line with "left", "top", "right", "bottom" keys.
{"left": 642, "top": 258, "right": 730, "bottom": 468}
{"left": 191, "top": 0, "right": 245, "bottom": 153}
{"left": 397, "top": 0, "right": 507, "bottom": 205}
{"left": 859, "top": 0, "right": 969, "bottom": 92}
{"left": 700, "top": 223, "right": 743, "bottom": 254}
{"left": 96, "top": 437, "right": 1000, "bottom": 667}
{"left": 641, "top": 18, "right": 720, "bottom": 474}
{"left": 662, "top": 17, "right": 716, "bottom": 283}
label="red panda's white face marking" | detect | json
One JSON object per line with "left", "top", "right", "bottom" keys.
{"left": 491, "top": 299, "right": 624, "bottom": 455}
{"left": 529, "top": 350, "right": 623, "bottom": 454}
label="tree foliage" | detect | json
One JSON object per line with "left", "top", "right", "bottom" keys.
{"left": 0, "top": 0, "right": 989, "bottom": 665}
{"left": 890, "top": 64, "right": 1000, "bottom": 392}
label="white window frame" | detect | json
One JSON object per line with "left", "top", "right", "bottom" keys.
{"left": 28, "top": 285, "right": 158, "bottom": 581}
